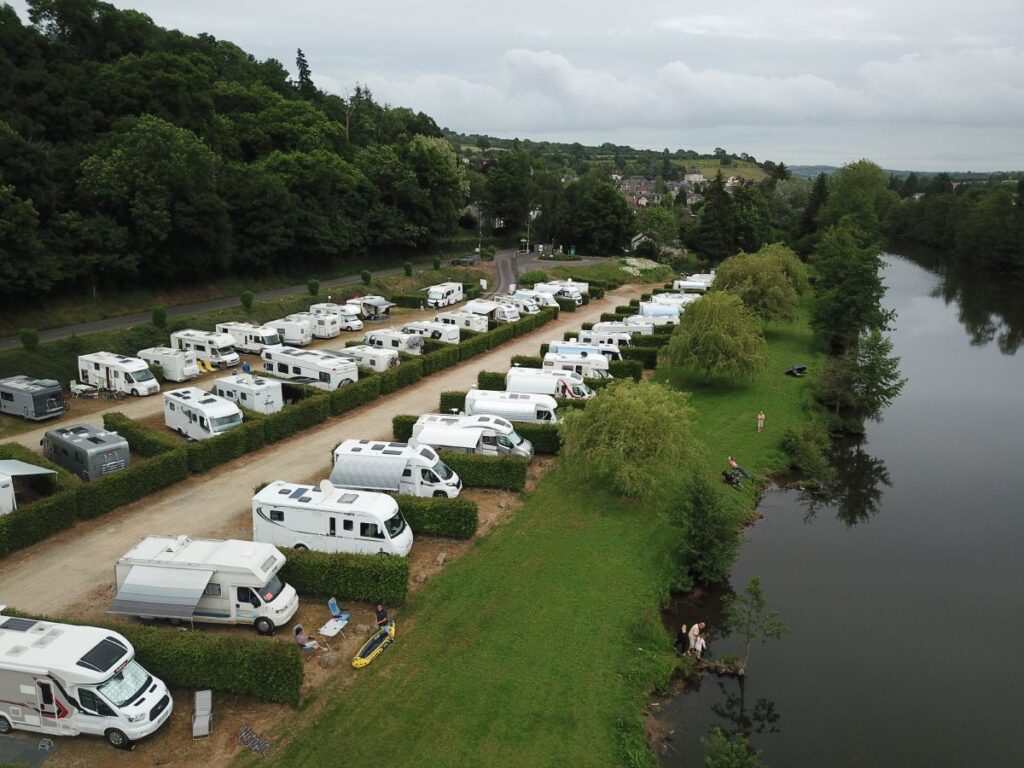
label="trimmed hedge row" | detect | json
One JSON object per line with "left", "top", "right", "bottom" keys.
{"left": 0, "top": 490, "right": 78, "bottom": 559}
{"left": 440, "top": 391, "right": 467, "bottom": 412}
{"left": 515, "top": 423, "right": 562, "bottom": 454}
{"left": 379, "top": 358, "right": 424, "bottom": 394}
{"left": 0, "top": 442, "right": 77, "bottom": 489}
{"left": 609, "top": 360, "right": 645, "bottom": 381}
{"left": 600, "top": 312, "right": 628, "bottom": 322}
{"left": 392, "top": 414, "right": 417, "bottom": 442}
{"left": 621, "top": 346, "right": 659, "bottom": 369}
{"left": 391, "top": 293, "right": 426, "bottom": 309}
{"left": 259, "top": 392, "right": 331, "bottom": 443}
{"left": 75, "top": 449, "right": 189, "bottom": 520}
{"left": 555, "top": 296, "right": 578, "bottom": 312}
{"left": 510, "top": 355, "right": 543, "bottom": 368}
{"left": 441, "top": 452, "right": 528, "bottom": 490}
{"left": 185, "top": 420, "right": 266, "bottom": 474}
{"left": 397, "top": 496, "right": 478, "bottom": 540}
{"left": 477, "top": 371, "right": 506, "bottom": 390}
{"left": 103, "top": 412, "right": 180, "bottom": 457}
{"left": 329, "top": 375, "right": 382, "bottom": 416}
{"left": 281, "top": 548, "right": 410, "bottom": 606}
{"left": 421, "top": 345, "right": 460, "bottom": 375}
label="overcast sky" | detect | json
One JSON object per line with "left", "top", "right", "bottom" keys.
{"left": 11, "top": 0, "right": 1024, "bottom": 170}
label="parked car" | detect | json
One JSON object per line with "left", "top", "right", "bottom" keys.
{"left": 450, "top": 255, "right": 478, "bottom": 266}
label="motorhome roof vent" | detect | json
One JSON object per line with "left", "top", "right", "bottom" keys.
{"left": 6, "top": 645, "right": 28, "bottom": 657}
{"left": 299, "top": 496, "right": 312, "bottom": 503}
{"left": 278, "top": 487, "right": 291, "bottom": 495}
{"left": 338, "top": 493, "right": 358, "bottom": 504}
{"left": 370, "top": 444, "right": 384, "bottom": 451}
{"left": 87, "top": 437, "right": 105, "bottom": 445}
{"left": 199, "top": 398, "right": 217, "bottom": 405}
{"left": 1, "top": 618, "right": 37, "bottom": 632}
{"left": 382, "top": 449, "right": 402, "bottom": 456}
{"left": 289, "top": 487, "right": 308, "bottom": 499}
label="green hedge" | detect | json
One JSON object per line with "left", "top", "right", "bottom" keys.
{"left": 329, "top": 375, "right": 382, "bottom": 416}
{"left": 397, "top": 496, "right": 478, "bottom": 540}
{"left": 510, "top": 355, "right": 542, "bottom": 369}
{"left": 590, "top": 286, "right": 606, "bottom": 299}
{"left": 609, "top": 360, "right": 644, "bottom": 381}
{"left": 0, "top": 490, "right": 78, "bottom": 558}
{"left": 517, "top": 269, "right": 549, "bottom": 286}
{"left": 392, "top": 414, "right": 417, "bottom": 441}
{"left": 439, "top": 391, "right": 467, "bottom": 412}
{"left": 515, "top": 423, "right": 562, "bottom": 454}
{"left": 103, "top": 412, "right": 180, "bottom": 457}
{"left": 185, "top": 420, "right": 265, "bottom": 474}
{"left": 477, "top": 371, "right": 506, "bottom": 390}
{"left": 621, "top": 346, "right": 659, "bottom": 369}
{"left": 379, "top": 358, "right": 424, "bottom": 394}
{"left": 600, "top": 312, "right": 628, "bottom": 322}
{"left": 458, "top": 332, "right": 492, "bottom": 360}
{"left": 259, "top": 392, "right": 330, "bottom": 443}
{"left": 555, "top": 397, "right": 590, "bottom": 411}
{"left": 391, "top": 294, "right": 426, "bottom": 309}
{"left": 585, "top": 377, "right": 614, "bottom": 390}
{"left": 281, "top": 549, "right": 409, "bottom": 606}
{"left": 615, "top": 305, "right": 634, "bottom": 314}
{"left": 442, "top": 452, "right": 528, "bottom": 490}
{"left": 581, "top": 322, "right": 594, "bottom": 331}
{"left": 421, "top": 345, "right": 460, "bottom": 375}
{"left": 75, "top": 449, "right": 189, "bottom": 520}
{"left": 644, "top": 333, "right": 673, "bottom": 348}
{"left": 0, "top": 443, "right": 77, "bottom": 490}
{"left": 555, "top": 296, "right": 578, "bottom": 312}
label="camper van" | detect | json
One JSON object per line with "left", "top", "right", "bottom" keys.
{"left": 494, "top": 294, "right": 541, "bottom": 315}
{"left": 310, "top": 303, "right": 363, "bottom": 332}
{"left": 78, "top": 353, "right": 159, "bottom": 397}
{"left": 137, "top": 347, "right": 200, "bottom": 382}
{"left": 286, "top": 311, "right": 340, "bottom": 339}
{"left": 628, "top": 312, "right": 675, "bottom": 327}
{"left": 110, "top": 536, "right": 299, "bottom": 636}
{"left": 267, "top": 317, "right": 313, "bottom": 347}
{"left": 253, "top": 480, "right": 412, "bottom": 556}
{"left": 0, "top": 606, "right": 172, "bottom": 748}
{"left": 672, "top": 278, "right": 710, "bottom": 293}
{"left": 163, "top": 388, "right": 243, "bottom": 440}
{"left": 410, "top": 413, "right": 533, "bottom": 458}
{"left": 464, "top": 299, "right": 520, "bottom": 324}
{"left": 542, "top": 352, "right": 612, "bottom": 379}
{"left": 329, "top": 440, "right": 462, "bottom": 499}
{"left": 326, "top": 346, "right": 399, "bottom": 372}
{"left": 434, "top": 310, "right": 489, "bottom": 333}
{"left": 549, "top": 340, "right": 622, "bottom": 361}
{"left": 211, "top": 373, "right": 283, "bottom": 415}
{"left": 593, "top": 320, "right": 654, "bottom": 337}
{"left": 260, "top": 347, "right": 358, "bottom": 390}
{"left": 425, "top": 282, "right": 464, "bottom": 308}
{"left": 652, "top": 293, "right": 701, "bottom": 309}
{"left": 577, "top": 330, "right": 633, "bottom": 349}
{"left": 533, "top": 280, "right": 586, "bottom": 305}
{"left": 0, "top": 460, "right": 56, "bottom": 515}
{"left": 513, "top": 288, "right": 559, "bottom": 308}
{"left": 364, "top": 329, "right": 424, "bottom": 356}
{"left": 42, "top": 424, "right": 129, "bottom": 482}
{"left": 358, "top": 295, "right": 395, "bottom": 321}
{"left": 464, "top": 390, "right": 559, "bottom": 424}
{"left": 170, "top": 329, "right": 241, "bottom": 369}
{"left": 400, "top": 321, "right": 460, "bottom": 345}
{"left": 0, "top": 376, "right": 65, "bottom": 421}
{"left": 506, "top": 367, "right": 595, "bottom": 400}
{"left": 214, "top": 322, "right": 283, "bottom": 354}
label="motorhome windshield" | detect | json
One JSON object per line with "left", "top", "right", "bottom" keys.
{"left": 260, "top": 574, "right": 285, "bottom": 602}
{"left": 434, "top": 459, "right": 454, "bottom": 480}
{"left": 262, "top": 333, "right": 282, "bottom": 346}
{"left": 571, "top": 384, "right": 593, "bottom": 398}
{"left": 385, "top": 511, "right": 407, "bottom": 539}
{"left": 505, "top": 430, "right": 524, "bottom": 446}
{"left": 132, "top": 368, "right": 155, "bottom": 382}
{"left": 98, "top": 660, "right": 151, "bottom": 708}
{"left": 211, "top": 413, "right": 242, "bottom": 432}
{"left": 213, "top": 346, "right": 234, "bottom": 358}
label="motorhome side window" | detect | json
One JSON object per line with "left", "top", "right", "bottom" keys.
{"left": 361, "top": 522, "right": 384, "bottom": 539}
{"left": 319, "top": 372, "right": 330, "bottom": 383}
{"left": 343, "top": 519, "right": 353, "bottom": 531}
{"left": 237, "top": 586, "right": 259, "bottom": 606}
{"left": 77, "top": 688, "right": 115, "bottom": 716}
{"left": 402, "top": 468, "right": 411, "bottom": 478}
{"left": 270, "top": 509, "right": 284, "bottom": 521}
{"left": 195, "top": 344, "right": 206, "bottom": 352}
{"left": 482, "top": 435, "right": 497, "bottom": 445}
{"left": 203, "top": 583, "right": 222, "bottom": 597}
{"left": 0, "top": 392, "right": 11, "bottom": 401}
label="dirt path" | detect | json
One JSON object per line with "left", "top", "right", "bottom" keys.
{"left": 0, "top": 287, "right": 642, "bottom": 615}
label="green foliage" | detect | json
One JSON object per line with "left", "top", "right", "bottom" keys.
{"left": 392, "top": 414, "right": 417, "bottom": 441}
{"left": 510, "top": 355, "right": 542, "bottom": 369}
{"left": 403, "top": 260, "right": 414, "bottom": 276}
{"left": 148, "top": 362, "right": 165, "bottom": 382}
{"left": 151, "top": 305, "right": 167, "bottom": 328}
{"left": 307, "top": 279, "right": 320, "bottom": 296}
{"left": 329, "top": 375, "right": 382, "bottom": 416}
{"left": 379, "top": 358, "right": 424, "bottom": 394}
{"left": 621, "top": 346, "right": 659, "bottom": 368}
{"left": 396, "top": 496, "right": 479, "bottom": 539}
{"left": 722, "top": 577, "right": 790, "bottom": 666}
{"left": 360, "top": 269, "right": 372, "bottom": 286}
{"left": 779, "top": 420, "right": 833, "bottom": 481}
{"left": 75, "top": 449, "right": 189, "bottom": 520}
{"left": 439, "top": 391, "right": 466, "bottom": 412}
{"left": 635, "top": 206, "right": 678, "bottom": 252}
{"left": 669, "top": 476, "right": 742, "bottom": 589}
{"left": 477, "top": 370, "right": 506, "bottom": 390}
{"left": 821, "top": 159, "right": 898, "bottom": 239}
{"left": 691, "top": 172, "right": 735, "bottom": 263}
{"left": 0, "top": 490, "right": 77, "bottom": 559}
{"left": 714, "top": 245, "right": 802, "bottom": 322}
{"left": 240, "top": 290, "right": 254, "bottom": 311}
{"left": 554, "top": 296, "right": 578, "bottom": 312}
{"left": 816, "top": 331, "right": 906, "bottom": 420}
{"left": 608, "top": 359, "right": 644, "bottom": 381}
{"left": 259, "top": 393, "right": 330, "bottom": 443}
{"left": 281, "top": 548, "right": 409, "bottom": 606}
{"left": 17, "top": 328, "right": 38, "bottom": 352}
{"left": 514, "top": 422, "right": 562, "bottom": 454}
{"left": 103, "top": 412, "right": 180, "bottom": 456}
{"left": 432, "top": 256, "right": 441, "bottom": 270}
{"left": 185, "top": 421, "right": 264, "bottom": 473}
{"left": 730, "top": 185, "right": 772, "bottom": 253}
{"left": 663, "top": 292, "right": 767, "bottom": 381}
{"left": 517, "top": 269, "right": 549, "bottom": 287}
{"left": 441, "top": 452, "right": 529, "bottom": 490}
{"left": 702, "top": 728, "right": 766, "bottom": 768}
{"left": 421, "top": 345, "right": 460, "bottom": 375}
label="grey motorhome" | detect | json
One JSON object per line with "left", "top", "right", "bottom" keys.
{"left": 577, "top": 330, "right": 633, "bottom": 348}
{"left": 410, "top": 413, "right": 533, "bottom": 458}
{"left": 0, "top": 375, "right": 65, "bottom": 420}
{"left": 42, "top": 424, "right": 129, "bottom": 482}
{"left": 463, "top": 389, "right": 559, "bottom": 424}
{"left": 77, "top": 353, "right": 159, "bottom": 396}
{"left": 542, "top": 352, "right": 612, "bottom": 378}
{"left": 592, "top": 320, "right": 655, "bottom": 336}
{"left": 399, "top": 321, "right": 461, "bottom": 345}
{"left": 163, "top": 388, "right": 243, "bottom": 440}
{"left": 214, "top": 322, "right": 283, "bottom": 354}
{"left": 330, "top": 439, "right": 462, "bottom": 498}
{"left": 211, "top": 373, "right": 284, "bottom": 415}
{"left": 325, "top": 345, "right": 400, "bottom": 372}
{"left": 434, "top": 310, "right": 489, "bottom": 333}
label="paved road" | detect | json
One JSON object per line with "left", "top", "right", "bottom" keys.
{"left": 491, "top": 248, "right": 520, "bottom": 295}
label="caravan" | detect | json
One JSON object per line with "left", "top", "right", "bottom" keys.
{"left": 628, "top": 312, "right": 675, "bottom": 328}
{"left": 310, "top": 303, "right": 363, "bottom": 332}
{"left": 286, "top": 311, "right": 340, "bottom": 339}
{"left": 253, "top": 480, "right": 412, "bottom": 556}
{"left": 163, "top": 388, "right": 243, "bottom": 440}
{"left": 672, "top": 278, "right": 710, "bottom": 293}
{"left": 327, "top": 346, "right": 399, "bottom": 372}
{"left": 542, "top": 352, "right": 612, "bottom": 378}
{"left": 78, "top": 353, "right": 159, "bottom": 397}
{"left": 464, "top": 299, "right": 520, "bottom": 324}
{"left": 170, "top": 329, "right": 240, "bottom": 369}
{"left": 399, "top": 321, "right": 460, "bottom": 345}
{"left": 434, "top": 310, "right": 489, "bottom": 333}
{"left": 464, "top": 390, "right": 559, "bottom": 424}
{"left": 329, "top": 440, "right": 462, "bottom": 498}
{"left": 653, "top": 293, "right": 701, "bottom": 309}
{"left": 425, "top": 282, "right": 464, "bottom": 308}
{"left": 594, "top": 320, "right": 655, "bottom": 336}
{"left": 364, "top": 329, "right": 424, "bottom": 356}
{"left": 495, "top": 294, "right": 541, "bottom": 315}
{"left": 260, "top": 347, "right": 358, "bottom": 390}
{"left": 214, "top": 322, "right": 283, "bottom": 354}
{"left": 267, "top": 317, "right": 313, "bottom": 347}
{"left": 549, "top": 340, "right": 622, "bottom": 361}
{"left": 410, "top": 413, "right": 533, "bottom": 458}
{"left": 42, "top": 424, "right": 129, "bottom": 482}
{"left": 110, "top": 536, "right": 299, "bottom": 635}
{"left": 0, "top": 460, "right": 56, "bottom": 515}
{"left": 0, "top": 376, "right": 65, "bottom": 421}
{"left": 211, "top": 373, "right": 284, "bottom": 415}
{"left": 0, "top": 607, "right": 172, "bottom": 748}
{"left": 506, "top": 367, "right": 595, "bottom": 399}
{"left": 137, "top": 347, "right": 200, "bottom": 382}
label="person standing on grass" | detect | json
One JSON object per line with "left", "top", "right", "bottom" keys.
{"left": 688, "top": 622, "right": 705, "bottom": 654}
{"left": 757, "top": 410, "right": 766, "bottom": 433}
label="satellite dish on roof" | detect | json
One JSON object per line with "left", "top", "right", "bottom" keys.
{"left": 319, "top": 479, "right": 333, "bottom": 494}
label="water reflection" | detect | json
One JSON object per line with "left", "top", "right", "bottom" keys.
{"left": 801, "top": 436, "right": 891, "bottom": 527}
{"left": 708, "top": 677, "right": 781, "bottom": 738}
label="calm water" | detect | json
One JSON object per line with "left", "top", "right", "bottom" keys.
{"left": 656, "top": 255, "right": 1024, "bottom": 767}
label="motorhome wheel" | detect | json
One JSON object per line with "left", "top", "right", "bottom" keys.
{"left": 168, "top": 617, "right": 182, "bottom": 626}
{"left": 255, "top": 617, "right": 275, "bottom": 635}
{"left": 433, "top": 491, "right": 447, "bottom": 498}
{"left": 0, "top": 715, "right": 12, "bottom": 735}
{"left": 294, "top": 544, "right": 308, "bottom": 551}
{"left": 105, "top": 728, "right": 131, "bottom": 749}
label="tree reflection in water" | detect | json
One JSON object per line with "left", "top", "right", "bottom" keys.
{"left": 802, "top": 435, "right": 891, "bottom": 527}
{"left": 705, "top": 675, "right": 781, "bottom": 739}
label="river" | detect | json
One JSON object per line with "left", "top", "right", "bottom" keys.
{"left": 655, "top": 254, "right": 1024, "bottom": 767}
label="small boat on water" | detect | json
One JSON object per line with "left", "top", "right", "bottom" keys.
{"left": 352, "top": 621, "right": 396, "bottom": 669}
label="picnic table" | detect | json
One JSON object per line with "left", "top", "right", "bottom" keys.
{"left": 317, "top": 613, "right": 350, "bottom": 649}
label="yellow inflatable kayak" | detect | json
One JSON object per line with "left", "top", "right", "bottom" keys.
{"left": 352, "top": 621, "right": 396, "bottom": 669}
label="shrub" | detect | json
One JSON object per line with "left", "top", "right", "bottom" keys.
{"left": 241, "top": 290, "right": 254, "bottom": 311}
{"left": 360, "top": 269, "right": 372, "bottom": 286}
{"left": 621, "top": 346, "right": 659, "bottom": 369}
{"left": 330, "top": 376, "right": 382, "bottom": 416}
{"left": 18, "top": 328, "right": 39, "bottom": 352}
{"left": 585, "top": 377, "right": 613, "bottom": 391}
{"left": 432, "top": 256, "right": 441, "bottom": 270}
{"left": 477, "top": 370, "right": 506, "bottom": 390}
{"left": 0, "top": 490, "right": 77, "bottom": 558}
{"left": 779, "top": 421, "right": 833, "bottom": 481}
{"left": 379, "top": 358, "right": 424, "bottom": 394}
{"left": 260, "top": 393, "right": 330, "bottom": 443}
{"left": 75, "top": 449, "right": 189, "bottom": 520}
{"left": 441, "top": 453, "right": 528, "bottom": 490}
{"left": 281, "top": 549, "right": 409, "bottom": 605}
{"left": 392, "top": 414, "right": 417, "bottom": 441}
{"left": 555, "top": 296, "right": 577, "bottom": 312}
{"left": 510, "top": 355, "right": 542, "bottom": 369}
{"left": 307, "top": 279, "right": 320, "bottom": 296}
{"left": 397, "top": 496, "right": 478, "bottom": 540}
{"left": 421, "top": 345, "right": 460, "bottom": 375}
{"left": 600, "top": 312, "right": 627, "bottom": 322}
{"left": 152, "top": 306, "right": 168, "bottom": 328}
{"left": 615, "top": 305, "right": 634, "bottom": 315}
{"left": 403, "top": 260, "right": 414, "bottom": 276}
{"left": 103, "top": 412, "right": 180, "bottom": 457}
{"left": 458, "top": 332, "right": 491, "bottom": 360}
{"left": 517, "top": 269, "right": 549, "bottom": 286}
{"left": 609, "top": 359, "right": 644, "bottom": 381}
{"left": 148, "top": 362, "right": 166, "bottom": 382}
{"left": 439, "top": 391, "right": 466, "bottom": 412}
{"left": 515, "top": 423, "right": 562, "bottom": 454}
{"left": 185, "top": 422, "right": 264, "bottom": 474}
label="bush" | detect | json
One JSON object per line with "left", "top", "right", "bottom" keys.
{"left": 555, "top": 296, "right": 577, "bottom": 312}
{"left": 18, "top": 328, "right": 39, "bottom": 352}
{"left": 75, "top": 449, "right": 189, "bottom": 520}
{"left": 477, "top": 370, "right": 506, "bottom": 390}
{"left": 421, "top": 345, "right": 460, "bottom": 375}
{"left": 329, "top": 376, "right": 382, "bottom": 416}
{"left": 439, "top": 391, "right": 466, "bottom": 412}
{"left": 441, "top": 453, "right": 528, "bottom": 490}
{"left": 432, "top": 256, "right": 441, "bottom": 270}
{"left": 403, "top": 260, "right": 414, "bottom": 276}
{"left": 148, "top": 362, "right": 166, "bottom": 382}
{"left": 281, "top": 549, "right": 409, "bottom": 606}
{"left": 517, "top": 269, "right": 549, "bottom": 286}
{"left": 360, "top": 269, "right": 372, "bottom": 286}
{"left": 600, "top": 312, "right": 627, "bottom": 322}
{"left": 609, "top": 359, "right": 644, "bottom": 381}
{"left": 779, "top": 421, "right": 833, "bottom": 481}
{"left": 621, "top": 346, "right": 659, "bottom": 369}
{"left": 458, "top": 332, "right": 491, "bottom": 360}
{"left": 185, "top": 421, "right": 264, "bottom": 474}
{"left": 260, "top": 393, "right": 331, "bottom": 443}
{"left": 510, "top": 355, "right": 542, "bottom": 369}
{"left": 390, "top": 294, "right": 424, "bottom": 309}
{"left": 392, "top": 414, "right": 417, "bottom": 441}
{"left": 103, "top": 412, "right": 180, "bottom": 457}
{"left": 397, "top": 496, "right": 478, "bottom": 540}
{"left": 515, "top": 423, "right": 562, "bottom": 454}
{"left": 307, "top": 279, "right": 320, "bottom": 296}
{"left": 152, "top": 306, "right": 167, "bottom": 328}
{"left": 379, "top": 358, "right": 424, "bottom": 394}
{"left": 241, "top": 290, "right": 254, "bottom": 311}
{"left": 615, "top": 305, "right": 633, "bottom": 315}
{"left": 0, "top": 490, "right": 78, "bottom": 558}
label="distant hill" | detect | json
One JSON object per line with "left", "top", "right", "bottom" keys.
{"left": 788, "top": 165, "right": 839, "bottom": 179}
{"left": 791, "top": 164, "right": 1021, "bottom": 182}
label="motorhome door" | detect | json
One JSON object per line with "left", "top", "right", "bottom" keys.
{"left": 37, "top": 681, "right": 70, "bottom": 732}
{"left": 234, "top": 586, "right": 262, "bottom": 621}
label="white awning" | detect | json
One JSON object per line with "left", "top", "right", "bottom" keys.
{"left": 108, "top": 565, "right": 214, "bottom": 619}
{"left": 0, "top": 460, "right": 57, "bottom": 478}
{"left": 416, "top": 426, "right": 483, "bottom": 450}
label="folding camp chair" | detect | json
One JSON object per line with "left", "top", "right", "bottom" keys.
{"left": 192, "top": 689, "right": 213, "bottom": 740}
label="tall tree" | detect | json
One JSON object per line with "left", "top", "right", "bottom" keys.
{"left": 693, "top": 171, "right": 735, "bottom": 262}
{"left": 798, "top": 172, "right": 829, "bottom": 238}
{"left": 663, "top": 291, "right": 768, "bottom": 382}
{"left": 722, "top": 577, "right": 790, "bottom": 668}
{"left": 730, "top": 186, "right": 771, "bottom": 253}
{"left": 821, "top": 159, "right": 898, "bottom": 241}
{"left": 294, "top": 48, "right": 316, "bottom": 99}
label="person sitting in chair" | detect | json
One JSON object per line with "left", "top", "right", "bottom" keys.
{"left": 292, "top": 624, "right": 320, "bottom": 651}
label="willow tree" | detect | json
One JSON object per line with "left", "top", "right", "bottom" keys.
{"left": 663, "top": 292, "right": 767, "bottom": 382}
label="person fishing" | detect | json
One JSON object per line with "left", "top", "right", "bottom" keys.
{"left": 728, "top": 456, "right": 750, "bottom": 478}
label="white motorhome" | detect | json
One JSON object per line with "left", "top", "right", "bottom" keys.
{"left": 137, "top": 347, "right": 200, "bottom": 382}
{"left": 0, "top": 376, "right": 65, "bottom": 421}
{"left": 513, "top": 288, "right": 559, "bottom": 308}
{"left": 506, "top": 367, "right": 595, "bottom": 400}
{"left": 638, "top": 301, "right": 682, "bottom": 320}
{"left": 261, "top": 347, "right": 358, "bottom": 390}
{"left": 358, "top": 295, "right": 395, "bottom": 321}
{"left": 329, "top": 439, "right": 462, "bottom": 499}
{"left": 0, "top": 607, "right": 172, "bottom": 749}
{"left": 464, "top": 389, "right": 559, "bottom": 424}
{"left": 495, "top": 294, "right": 541, "bottom": 315}
{"left": 252, "top": 480, "right": 412, "bottom": 557}
{"left": 400, "top": 321, "right": 460, "bottom": 345}
{"left": 434, "top": 310, "right": 489, "bottom": 333}
{"left": 425, "top": 282, "right": 464, "bottom": 308}
{"left": 672, "top": 278, "right": 710, "bottom": 293}
{"left": 689, "top": 271, "right": 717, "bottom": 286}
{"left": 364, "top": 329, "right": 424, "bottom": 356}
{"left": 592, "top": 320, "right": 655, "bottom": 336}
{"left": 170, "top": 329, "right": 240, "bottom": 369}
{"left": 77, "top": 353, "right": 159, "bottom": 397}
{"left": 577, "top": 330, "right": 633, "bottom": 349}
{"left": 211, "top": 373, "right": 284, "bottom": 415}
{"left": 627, "top": 312, "right": 675, "bottom": 328}
{"left": 549, "top": 340, "right": 622, "bottom": 361}
{"left": 326, "top": 345, "right": 399, "bottom": 372}
{"left": 464, "top": 299, "right": 520, "bottom": 324}
{"left": 267, "top": 316, "right": 313, "bottom": 347}
{"left": 310, "top": 303, "right": 363, "bottom": 332}
{"left": 214, "top": 322, "right": 283, "bottom": 354}
{"left": 543, "top": 352, "right": 612, "bottom": 379}
{"left": 286, "top": 311, "right": 340, "bottom": 339}
{"left": 0, "top": 460, "right": 56, "bottom": 516}
{"left": 110, "top": 536, "right": 298, "bottom": 636}
{"left": 410, "top": 413, "right": 533, "bottom": 458}
{"left": 163, "top": 388, "right": 243, "bottom": 440}
{"left": 533, "top": 280, "right": 586, "bottom": 305}
{"left": 653, "top": 293, "right": 701, "bottom": 308}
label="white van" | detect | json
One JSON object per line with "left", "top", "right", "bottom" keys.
{"left": 261, "top": 347, "right": 358, "bottom": 390}
{"left": 506, "top": 367, "right": 595, "bottom": 399}
{"left": 286, "top": 311, "right": 340, "bottom": 339}
{"left": 329, "top": 439, "right": 462, "bottom": 498}
{"left": 0, "top": 606, "right": 172, "bottom": 749}
{"left": 425, "top": 282, "right": 464, "bottom": 308}
{"left": 464, "top": 299, "right": 520, "bottom": 324}
{"left": 400, "top": 321, "right": 460, "bottom": 345}
{"left": 163, "top": 388, "right": 243, "bottom": 440}
{"left": 533, "top": 280, "right": 586, "bottom": 305}
{"left": 110, "top": 535, "right": 298, "bottom": 636}
{"left": 137, "top": 347, "right": 200, "bottom": 382}
{"left": 253, "top": 479, "right": 412, "bottom": 557}
{"left": 577, "top": 330, "right": 633, "bottom": 349}
{"left": 267, "top": 316, "right": 313, "bottom": 346}
{"left": 435, "top": 310, "right": 489, "bottom": 333}
{"left": 364, "top": 329, "right": 424, "bottom": 356}
{"left": 543, "top": 352, "right": 612, "bottom": 379}
{"left": 211, "top": 373, "right": 284, "bottom": 415}
{"left": 464, "top": 389, "right": 559, "bottom": 424}
{"left": 170, "top": 329, "right": 241, "bottom": 368}
{"left": 410, "top": 413, "right": 533, "bottom": 458}
{"left": 593, "top": 320, "right": 655, "bottom": 337}
{"left": 627, "top": 312, "right": 675, "bottom": 328}
{"left": 672, "top": 278, "right": 710, "bottom": 293}
{"left": 310, "top": 303, "right": 363, "bottom": 332}
{"left": 326, "top": 345, "right": 400, "bottom": 372}
{"left": 214, "top": 322, "right": 282, "bottom": 354}
{"left": 549, "top": 340, "right": 622, "bottom": 361}
{"left": 77, "top": 352, "right": 159, "bottom": 397}
{"left": 494, "top": 294, "right": 541, "bottom": 315}
{"left": 513, "top": 288, "right": 559, "bottom": 308}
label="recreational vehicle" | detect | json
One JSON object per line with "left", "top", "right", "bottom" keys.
{"left": 592, "top": 320, "right": 655, "bottom": 337}
{"left": 399, "top": 321, "right": 460, "bottom": 345}
{"left": 506, "top": 367, "right": 595, "bottom": 400}
{"left": 211, "top": 373, "right": 284, "bottom": 415}
{"left": 672, "top": 278, "right": 710, "bottom": 293}
{"left": 364, "top": 329, "right": 424, "bottom": 355}
{"left": 653, "top": 293, "right": 701, "bottom": 308}
{"left": 214, "top": 322, "right": 283, "bottom": 354}
{"left": 434, "top": 310, "right": 489, "bottom": 333}
{"left": 110, "top": 536, "right": 299, "bottom": 635}
{"left": 42, "top": 424, "right": 129, "bottom": 482}
{"left": 0, "top": 607, "right": 172, "bottom": 748}
{"left": 286, "top": 311, "right": 340, "bottom": 339}
{"left": 638, "top": 301, "right": 682, "bottom": 321}
{"left": 310, "top": 303, "right": 363, "bottom": 332}
{"left": 494, "top": 294, "right": 541, "bottom": 315}
{"left": 261, "top": 347, "right": 358, "bottom": 390}
{"left": 463, "top": 389, "right": 559, "bottom": 424}
{"left": 689, "top": 271, "right": 717, "bottom": 286}
{"left": 357, "top": 295, "right": 395, "bottom": 321}
{"left": 577, "top": 330, "right": 633, "bottom": 348}
{"left": 464, "top": 299, "right": 520, "bottom": 324}
{"left": 628, "top": 312, "right": 676, "bottom": 327}
{"left": 78, "top": 353, "right": 159, "bottom": 397}
{"left": 163, "top": 388, "right": 243, "bottom": 440}
{"left": 513, "top": 288, "right": 559, "bottom": 308}
{"left": 267, "top": 316, "right": 313, "bottom": 346}
{"left": 542, "top": 352, "right": 612, "bottom": 378}
{"left": 549, "top": 340, "right": 622, "bottom": 361}
{"left": 425, "top": 282, "right": 464, "bottom": 308}
{"left": 170, "top": 329, "right": 240, "bottom": 369}
{"left": 410, "top": 413, "right": 533, "bottom": 458}
{"left": 0, "top": 460, "right": 56, "bottom": 516}
{"left": 329, "top": 440, "right": 462, "bottom": 498}
{"left": 253, "top": 480, "right": 412, "bottom": 556}
{"left": 0, "top": 376, "right": 65, "bottom": 421}
{"left": 533, "top": 280, "right": 586, "bottom": 305}
{"left": 326, "top": 345, "right": 399, "bottom": 372}
{"left": 137, "top": 347, "right": 200, "bottom": 382}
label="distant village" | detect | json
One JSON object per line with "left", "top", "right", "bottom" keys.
{"left": 609, "top": 169, "right": 756, "bottom": 210}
